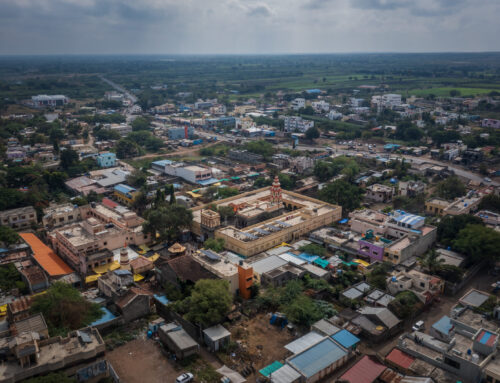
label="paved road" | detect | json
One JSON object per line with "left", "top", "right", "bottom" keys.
{"left": 277, "top": 142, "right": 498, "bottom": 186}
{"left": 99, "top": 76, "right": 138, "bottom": 104}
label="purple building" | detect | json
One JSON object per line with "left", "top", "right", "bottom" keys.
{"left": 482, "top": 119, "right": 500, "bottom": 129}
{"left": 358, "top": 239, "right": 385, "bottom": 261}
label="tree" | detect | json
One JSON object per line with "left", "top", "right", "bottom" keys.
{"left": 449, "top": 89, "right": 461, "bottom": 97}
{"left": 115, "top": 139, "right": 141, "bottom": 159}
{"left": 305, "top": 127, "right": 320, "bottom": 140}
{"left": 59, "top": 149, "right": 79, "bottom": 170}
{"left": 183, "top": 279, "right": 232, "bottom": 327}
{"left": 131, "top": 116, "right": 151, "bottom": 131}
{"left": 436, "top": 176, "right": 466, "bottom": 200}
{"left": 143, "top": 204, "right": 193, "bottom": 241}
{"left": 418, "top": 250, "right": 445, "bottom": 274}
{"left": 132, "top": 191, "right": 149, "bottom": 215}
{"left": 30, "top": 282, "right": 102, "bottom": 336}
{"left": 218, "top": 205, "right": 235, "bottom": 222}
{"left": 204, "top": 238, "right": 225, "bottom": 252}
{"left": 437, "top": 214, "right": 483, "bottom": 246}
{"left": 395, "top": 121, "right": 423, "bottom": 142}
{"left": 284, "top": 294, "right": 323, "bottom": 327}
{"left": 244, "top": 140, "right": 275, "bottom": 159}
{"left": 453, "top": 224, "right": 500, "bottom": 263}
{"left": 366, "top": 262, "right": 392, "bottom": 290}
{"left": 319, "top": 180, "right": 363, "bottom": 214}
{"left": 278, "top": 173, "right": 295, "bottom": 190}
{"left": 166, "top": 184, "right": 176, "bottom": 205}
{"left": 126, "top": 169, "right": 147, "bottom": 188}
{"left": 479, "top": 194, "right": 500, "bottom": 213}
{"left": 218, "top": 187, "right": 239, "bottom": 199}
{"left": 0, "top": 225, "right": 20, "bottom": 245}
{"left": 299, "top": 243, "right": 325, "bottom": 257}
{"left": 299, "top": 105, "right": 315, "bottom": 115}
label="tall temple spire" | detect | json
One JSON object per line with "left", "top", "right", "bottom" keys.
{"left": 120, "top": 243, "right": 130, "bottom": 270}
{"left": 270, "top": 175, "right": 283, "bottom": 205}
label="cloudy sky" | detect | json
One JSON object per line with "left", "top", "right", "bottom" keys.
{"left": 0, "top": 0, "right": 499, "bottom": 54}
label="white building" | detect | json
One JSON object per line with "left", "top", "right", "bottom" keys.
{"left": 328, "top": 111, "right": 343, "bottom": 120}
{"left": 382, "top": 94, "right": 402, "bottom": 107}
{"left": 158, "top": 160, "right": 214, "bottom": 184}
{"left": 290, "top": 98, "right": 306, "bottom": 111}
{"left": 283, "top": 116, "right": 314, "bottom": 132}
{"left": 312, "top": 100, "right": 330, "bottom": 112}
{"left": 31, "top": 95, "right": 68, "bottom": 108}
{"left": 349, "top": 98, "right": 364, "bottom": 108}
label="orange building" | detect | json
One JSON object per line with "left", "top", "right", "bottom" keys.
{"left": 238, "top": 263, "right": 254, "bottom": 300}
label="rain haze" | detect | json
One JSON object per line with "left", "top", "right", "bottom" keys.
{"left": 0, "top": 0, "right": 499, "bottom": 54}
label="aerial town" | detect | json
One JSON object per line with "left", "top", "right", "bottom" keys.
{"left": 0, "top": 53, "right": 499, "bottom": 383}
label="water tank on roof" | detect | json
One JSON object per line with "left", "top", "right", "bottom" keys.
{"left": 472, "top": 354, "right": 479, "bottom": 363}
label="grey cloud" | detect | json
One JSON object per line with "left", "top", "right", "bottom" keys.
{"left": 247, "top": 4, "right": 273, "bottom": 17}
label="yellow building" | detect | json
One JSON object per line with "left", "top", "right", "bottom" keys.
{"left": 425, "top": 197, "right": 450, "bottom": 216}
{"left": 191, "top": 185, "right": 342, "bottom": 257}
{"left": 113, "top": 184, "right": 139, "bottom": 206}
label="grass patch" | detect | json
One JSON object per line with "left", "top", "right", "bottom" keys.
{"left": 407, "top": 87, "right": 499, "bottom": 97}
{"left": 178, "top": 355, "right": 221, "bottom": 383}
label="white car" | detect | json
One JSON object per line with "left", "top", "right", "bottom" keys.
{"left": 412, "top": 320, "right": 425, "bottom": 332}
{"left": 484, "top": 177, "right": 492, "bottom": 183}
{"left": 176, "top": 373, "right": 194, "bottom": 383}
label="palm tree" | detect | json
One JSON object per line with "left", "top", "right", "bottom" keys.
{"left": 418, "top": 250, "right": 445, "bottom": 274}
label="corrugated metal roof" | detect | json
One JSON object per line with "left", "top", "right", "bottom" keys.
{"left": 331, "top": 329, "right": 360, "bottom": 348}
{"left": 339, "top": 355, "right": 386, "bottom": 383}
{"left": 358, "top": 307, "right": 401, "bottom": 329}
{"left": 166, "top": 328, "right": 198, "bottom": 350}
{"left": 431, "top": 316, "right": 453, "bottom": 335}
{"left": 266, "top": 246, "right": 292, "bottom": 256}
{"left": 19, "top": 233, "right": 73, "bottom": 276}
{"left": 203, "top": 324, "right": 231, "bottom": 341}
{"left": 285, "top": 331, "right": 324, "bottom": 355}
{"left": 385, "top": 348, "right": 415, "bottom": 370}
{"left": 250, "top": 256, "right": 287, "bottom": 275}
{"left": 279, "top": 252, "right": 306, "bottom": 266}
{"left": 271, "top": 364, "right": 301, "bottom": 383}
{"left": 312, "top": 319, "right": 340, "bottom": 337}
{"left": 114, "top": 183, "right": 136, "bottom": 195}
{"left": 288, "top": 338, "right": 347, "bottom": 378}
{"left": 259, "top": 361, "right": 283, "bottom": 377}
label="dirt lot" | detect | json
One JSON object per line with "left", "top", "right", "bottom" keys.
{"left": 106, "top": 337, "right": 185, "bottom": 383}
{"left": 220, "top": 313, "right": 296, "bottom": 382}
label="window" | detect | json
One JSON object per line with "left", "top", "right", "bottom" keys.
{"left": 68, "top": 215, "right": 73, "bottom": 220}
{"left": 103, "top": 242, "right": 107, "bottom": 246}
{"left": 21, "top": 215, "right": 26, "bottom": 219}
{"left": 486, "top": 375, "right": 493, "bottom": 383}
{"left": 444, "top": 357, "right": 460, "bottom": 370}
{"left": 420, "top": 282, "right": 425, "bottom": 288}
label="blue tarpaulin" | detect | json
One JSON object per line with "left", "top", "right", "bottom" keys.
{"left": 298, "top": 253, "right": 319, "bottom": 263}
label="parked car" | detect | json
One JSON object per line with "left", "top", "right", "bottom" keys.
{"left": 412, "top": 320, "right": 425, "bottom": 332}
{"left": 176, "top": 373, "right": 194, "bottom": 383}
{"left": 484, "top": 177, "right": 492, "bottom": 183}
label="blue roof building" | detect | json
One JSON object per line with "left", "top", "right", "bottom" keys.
{"left": 331, "top": 329, "right": 360, "bottom": 349}
{"left": 430, "top": 315, "right": 454, "bottom": 342}
{"left": 390, "top": 210, "right": 425, "bottom": 230}
{"left": 96, "top": 152, "right": 116, "bottom": 168}
{"left": 287, "top": 338, "right": 348, "bottom": 381}
{"left": 306, "top": 89, "right": 322, "bottom": 94}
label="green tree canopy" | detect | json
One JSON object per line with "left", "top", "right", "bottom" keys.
{"left": 131, "top": 116, "right": 152, "bottom": 131}
{"left": 0, "top": 225, "right": 20, "bottom": 245}
{"left": 299, "top": 243, "right": 326, "bottom": 257}
{"left": 478, "top": 194, "right": 500, "bottom": 213}
{"left": 437, "top": 214, "right": 483, "bottom": 246}
{"left": 59, "top": 149, "right": 79, "bottom": 170}
{"left": 143, "top": 204, "right": 193, "bottom": 241}
{"left": 182, "top": 279, "right": 232, "bottom": 328}
{"left": 436, "top": 176, "right": 466, "bottom": 200}
{"left": 305, "top": 126, "right": 320, "bottom": 140}
{"left": 30, "top": 282, "right": 102, "bottom": 336}
{"left": 319, "top": 180, "right": 363, "bottom": 214}
{"left": 244, "top": 140, "right": 275, "bottom": 159}
{"left": 204, "top": 238, "right": 225, "bottom": 253}
{"left": 313, "top": 156, "right": 360, "bottom": 182}
{"left": 218, "top": 187, "right": 239, "bottom": 199}
{"left": 453, "top": 224, "right": 500, "bottom": 263}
